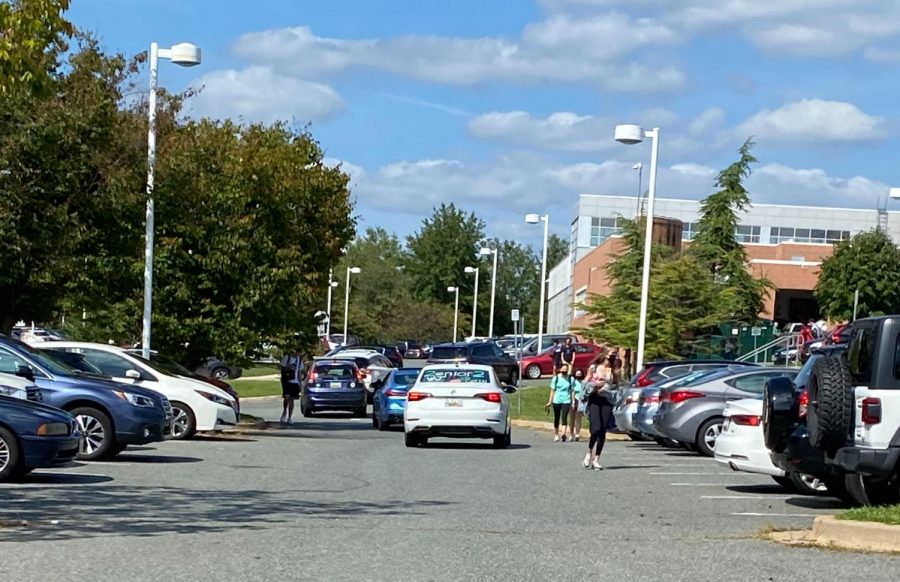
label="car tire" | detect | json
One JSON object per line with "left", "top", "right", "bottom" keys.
{"left": 211, "top": 367, "right": 230, "bottom": 380}
{"left": 378, "top": 417, "right": 390, "bottom": 432}
{"left": 371, "top": 410, "right": 379, "bottom": 429}
{"left": 0, "top": 426, "right": 23, "bottom": 483}
{"left": 844, "top": 473, "right": 900, "bottom": 506}
{"left": 71, "top": 407, "right": 115, "bottom": 460}
{"left": 789, "top": 472, "right": 828, "bottom": 496}
{"left": 822, "top": 475, "right": 855, "bottom": 505}
{"left": 493, "top": 426, "right": 511, "bottom": 449}
{"left": 404, "top": 433, "right": 420, "bottom": 448}
{"left": 695, "top": 417, "right": 724, "bottom": 457}
{"left": 654, "top": 437, "right": 680, "bottom": 449}
{"left": 525, "top": 365, "right": 542, "bottom": 380}
{"left": 301, "top": 401, "right": 314, "bottom": 418}
{"left": 807, "top": 357, "right": 853, "bottom": 454}
{"left": 762, "top": 376, "right": 796, "bottom": 453}
{"left": 772, "top": 476, "right": 796, "bottom": 492}
{"left": 626, "top": 431, "right": 646, "bottom": 441}
{"left": 169, "top": 402, "right": 197, "bottom": 440}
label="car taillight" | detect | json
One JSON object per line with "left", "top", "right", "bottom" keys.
{"left": 798, "top": 390, "right": 808, "bottom": 419}
{"left": 668, "top": 391, "right": 704, "bottom": 404}
{"left": 731, "top": 414, "right": 761, "bottom": 426}
{"left": 640, "top": 394, "right": 659, "bottom": 405}
{"left": 476, "top": 393, "right": 502, "bottom": 403}
{"left": 384, "top": 389, "right": 405, "bottom": 397}
{"left": 407, "top": 391, "right": 431, "bottom": 402}
{"left": 862, "top": 397, "right": 882, "bottom": 425}
{"left": 308, "top": 371, "right": 318, "bottom": 382}
{"left": 635, "top": 368, "right": 653, "bottom": 387}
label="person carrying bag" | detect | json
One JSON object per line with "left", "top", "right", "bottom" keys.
{"left": 581, "top": 354, "right": 615, "bottom": 470}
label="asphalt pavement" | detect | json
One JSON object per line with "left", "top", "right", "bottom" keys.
{"left": 1, "top": 397, "right": 897, "bottom": 581}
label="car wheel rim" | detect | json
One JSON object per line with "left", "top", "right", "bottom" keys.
{"left": 76, "top": 415, "right": 105, "bottom": 455}
{"left": 171, "top": 407, "right": 189, "bottom": 438}
{"left": 704, "top": 423, "right": 722, "bottom": 450}
{"left": 0, "top": 437, "right": 9, "bottom": 472}
{"left": 213, "top": 369, "right": 228, "bottom": 380}
{"left": 801, "top": 474, "right": 827, "bottom": 492}
{"left": 527, "top": 366, "right": 540, "bottom": 379}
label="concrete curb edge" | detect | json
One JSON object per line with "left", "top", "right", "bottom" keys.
{"left": 511, "top": 419, "right": 629, "bottom": 441}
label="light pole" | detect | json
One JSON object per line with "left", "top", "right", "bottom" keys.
{"left": 615, "top": 124, "right": 661, "bottom": 371}
{"left": 633, "top": 162, "right": 644, "bottom": 218}
{"left": 141, "top": 41, "right": 202, "bottom": 359}
{"left": 325, "top": 270, "right": 338, "bottom": 338}
{"left": 447, "top": 286, "right": 460, "bottom": 343}
{"left": 525, "top": 213, "right": 550, "bottom": 354}
{"left": 343, "top": 267, "right": 361, "bottom": 344}
{"left": 479, "top": 246, "right": 498, "bottom": 337}
{"left": 464, "top": 266, "right": 479, "bottom": 338}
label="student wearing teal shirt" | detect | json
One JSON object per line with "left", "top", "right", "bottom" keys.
{"left": 568, "top": 369, "right": 586, "bottom": 442}
{"left": 545, "top": 364, "right": 574, "bottom": 442}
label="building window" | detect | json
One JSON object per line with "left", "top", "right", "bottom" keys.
{"left": 589, "top": 216, "right": 623, "bottom": 246}
{"left": 735, "top": 225, "right": 761, "bottom": 244}
{"left": 772, "top": 227, "right": 851, "bottom": 244}
{"left": 682, "top": 222, "right": 701, "bottom": 241}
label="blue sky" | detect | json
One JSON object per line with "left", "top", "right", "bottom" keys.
{"left": 71, "top": 0, "right": 900, "bottom": 245}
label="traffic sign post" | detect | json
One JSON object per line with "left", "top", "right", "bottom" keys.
{"left": 751, "top": 326, "right": 761, "bottom": 363}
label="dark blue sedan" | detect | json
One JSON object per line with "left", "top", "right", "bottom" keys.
{"left": 372, "top": 368, "right": 421, "bottom": 431}
{"left": 0, "top": 395, "right": 80, "bottom": 482}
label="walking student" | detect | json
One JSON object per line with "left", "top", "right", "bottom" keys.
{"left": 280, "top": 349, "right": 304, "bottom": 424}
{"left": 551, "top": 339, "right": 563, "bottom": 371}
{"left": 569, "top": 368, "right": 586, "bottom": 442}
{"left": 582, "top": 354, "right": 615, "bottom": 470}
{"left": 545, "top": 364, "right": 574, "bottom": 442}
{"left": 561, "top": 337, "right": 576, "bottom": 370}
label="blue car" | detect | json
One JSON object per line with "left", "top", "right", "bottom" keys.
{"left": 0, "top": 395, "right": 81, "bottom": 481}
{"left": 0, "top": 337, "right": 170, "bottom": 461}
{"left": 372, "top": 368, "right": 421, "bottom": 430}
{"left": 300, "top": 359, "right": 368, "bottom": 417}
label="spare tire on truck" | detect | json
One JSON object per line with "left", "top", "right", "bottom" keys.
{"left": 762, "top": 376, "right": 797, "bottom": 453}
{"left": 807, "top": 356, "right": 854, "bottom": 454}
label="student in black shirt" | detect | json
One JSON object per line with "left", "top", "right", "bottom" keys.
{"left": 561, "top": 337, "right": 576, "bottom": 370}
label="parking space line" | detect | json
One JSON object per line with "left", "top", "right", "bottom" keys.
{"left": 650, "top": 472, "right": 758, "bottom": 476}
{"left": 701, "top": 495, "right": 793, "bottom": 500}
{"left": 731, "top": 512, "right": 822, "bottom": 517}
{"left": 670, "top": 482, "right": 755, "bottom": 486}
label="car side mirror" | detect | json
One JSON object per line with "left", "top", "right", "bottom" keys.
{"left": 501, "top": 384, "right": 517, "bottom": 394}
{"left": 15, "top": 365, "right": 35, "bottom": 382}
{"left": 125, "top": 369, "right": 142, "bottom": 380}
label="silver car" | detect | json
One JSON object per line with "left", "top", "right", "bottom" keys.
{"left": 654, "top": 367, "right": 799, "bottom": 457}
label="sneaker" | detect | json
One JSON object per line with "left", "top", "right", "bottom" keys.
{"left": 554, "top": 435, "right": 560, "bottom": 442}
{"left": 561, "top": 435, "right": 568, "bottom": 443}
{"left": 582, "top": 454, "right": 591, "bottom": 469}
{"left": 279, "top": 413, "right": 287, "bottom": 424}
{"left": 573, "top": 434, "right": 580, "bottom": 442}
{"left": 286, "top": 417, "right": 293, "bottom": 426}
{"left": 592, "top": 459, "right": 603, "bottom": 471}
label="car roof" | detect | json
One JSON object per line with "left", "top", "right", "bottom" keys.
{"left": 649, "top": 359, "right": 756, "bottom": 367}
{"left": 431, "top": 342, "right": 470, "bottom": 348}
{"left": 333, "top": 349, "right": 380, "bottom": 357}
{"left": 313, "top": 359, "right": 359, "bottom": 366}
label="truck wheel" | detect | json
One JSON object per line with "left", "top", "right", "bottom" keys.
{"left": 844, "top": 473, "right": 900, "bottom": 506}
{"left": 762, "top": 376, "right": 796, "bottom": 453}
{"left": 807, "top": 357, "right": 853, "bottom": 454}
{"left": 0, "top": 427, "right": 23, "bottom": 483}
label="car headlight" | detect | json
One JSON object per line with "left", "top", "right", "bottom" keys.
{"left": 196, "top": 390, "right": 231, "bottom": 405}
{"left": 0, "top": 385, "right": 25, "bottom": 399}
{"left": 37, "top": 422, "right": 70, "bottom": 436}
{"left": 113, "top": 390, "right": 157, "bottom": 408}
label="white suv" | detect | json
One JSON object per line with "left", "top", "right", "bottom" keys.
{"left": 41, "top": 343, "right": 238, "bottom": 440}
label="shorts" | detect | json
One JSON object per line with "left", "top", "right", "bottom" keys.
{"left": 281, "top": 381, "right": 300, "bottom": 399}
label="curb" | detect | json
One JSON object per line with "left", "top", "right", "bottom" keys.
{"left": 811, "top": 516, "right": 900, "bottom": 553}
{"left": 240, "top": 395, "right": 282, "bottom": 401}
{"left": 511, "top": 419, "right": 629, "bottom": 441}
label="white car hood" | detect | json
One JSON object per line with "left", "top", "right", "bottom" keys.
{"left": 724, "top": 398, "right": 762, "bottom": 417}
{"left": 169, "top": 374, "right": 235, "bottom": 402}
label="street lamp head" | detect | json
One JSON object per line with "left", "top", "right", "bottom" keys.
{"left": 464, "top": 266, "right": 477, "bottom": 274}
{"left": 525, "top": 213, "right": 541, "bottom": 225}
{"left": 348, "top": 267, "right": 361, "bottom": 274}
{"left": 479, "top": 247, "right": 493, "bottom": 257}
{"left": 330, "top": 281, "right": 339, "bottom": 288}
{"left": 632, "top": 162, "right": 643, "bottom": 170}
{"left": 447, "top": 286, "right": 458, "bottom": 292}
{"left": 615, "top": 124, "right": 644, "bottom": 145}
{"left": 890, "top": 187, "right": 900, "bottom": 200}
{"left": 167, "top": 43, "right": 202, "bottom": 67}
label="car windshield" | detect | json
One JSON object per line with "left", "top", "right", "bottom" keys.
{"left": 430, "top": 346, "right": 467, "bottom": 360}
{"left": 392, "top": 370, "right": 420, "bottom": 387}
{"left": 134, "top": 352, "right": 193, "bottom": 377}
{"left": 6, "top": 340, "right": 78, "bottom": 376}
{"left": 420, "top": 368, "right": 490, "bottom": 384}
{"left": 45, "top": 350, "right": 105, "bottom": 375}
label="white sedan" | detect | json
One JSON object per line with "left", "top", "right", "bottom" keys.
{"left": 714, "top": 398, "right": 825, "bottom": 495}
{"left": 0, "top": 372, "right": 39, "bottom": 401}
{"left": 41, "top": 342, "right": 238, "bottom": 440}
{"left": 403, "top": 364, "right": 515, "bottom": 449}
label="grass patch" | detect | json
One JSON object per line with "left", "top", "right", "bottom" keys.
{"left": 509, "top": 384, "right": 588, "bottom": 428}
{"left": 232, "top": 378, "right": 282, "bottom": 398}
{"left": 240, "top": 363, "right": 279, "bottom": 378}
{"left": 837, "top": 505, "right": 900, "bottom": 526}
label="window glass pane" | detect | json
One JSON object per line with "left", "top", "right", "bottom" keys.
{"left": 826, "top": 230, "right": 841, "bottom": 241}
{"left": 600, "top": 217, "right": 616, "bottom": 227}
{"left": 0, "top": 348, "right": 31, "bottom": 375}
{"left": 78, "top": 349, "right": 137, "bottom": 377}
{"left": 736, "top": 225, "right": 751, "bottom": 235}
{"left": 591, "top": 217, "right": 600, "bottom": 227}
{"left": 843, "top": 231, "right": 851, "bottom": 240}
{"left": 848, "top": 327, "right": 875, "bottom": 386}
{"left": 796, "top": 228, "right": 810, "bottom": 239}
{"left": 752, "top": 226, "right": 761, "bottom": 235}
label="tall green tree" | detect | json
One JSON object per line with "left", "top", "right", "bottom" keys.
{"left": 0, "top": 0, "right": 73, "bottom": 95}
{"left": 481, "top": 238, "right": 541, "bottom": 337}
{"left": 815, "top": 229, "right": 900, "bottom": 320}
{"left": 546, "top": 233, "right": 568, "bottom": 272}
{"left": 690, "top": 138, "right": 769, "bottom": 323}
{"left": 406, "top": 203, "right": 485, "bottom": 308}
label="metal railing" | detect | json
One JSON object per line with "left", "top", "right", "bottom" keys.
{"left": 737, "top": 332, "right": 803, "bottom": 366}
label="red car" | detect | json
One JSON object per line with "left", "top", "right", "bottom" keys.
{"left": 520, "top": 343, "right": 602, "bottom": 380}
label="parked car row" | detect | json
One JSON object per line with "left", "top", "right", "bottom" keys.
{"left": 0, "top": 336, "right": 242, "bottom": 482}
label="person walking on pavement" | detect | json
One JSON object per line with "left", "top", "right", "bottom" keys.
{"left": 568, "top": 368, "right": 586, "bottom": 442}
{"left": 582, "top": 354, "right": 615, "bottom": 470}
{"left": 561, "top": 337, "right": 576, "bottom": 371}
{"left": 551, "top": 339, "right": 563, "bottom": 372}
{"left": 280, "top": 349, "right": 304, "bottom": 424}
{"left": 545, "top": 364, "right": 574, "bottom": 442}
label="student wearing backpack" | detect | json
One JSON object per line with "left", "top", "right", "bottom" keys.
{"left": 568, "top": 368, "right": 586, "bottom": 442}
{"left": 545, "top": 364, "right": 574, "bottom": 442}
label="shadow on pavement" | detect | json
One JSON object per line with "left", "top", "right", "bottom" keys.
{"left": 0, "top": 485, "right": 455, "bottom": 541}
{"left": 421, "top": 442, "right": 531, "bottom": 451}
{"left": 785, "top": 496, "right": 846, "bottom": 510}
{"left": 191, "top": 435, "right": 257, "bottom": 443}
{"left": 726, "top": 484, "right": 789, "bottom": 495}
{"left": 601, "top": 465, "right": 662, "bottom": 471}
{"left": 113, "top": 454, "right": 203, "bottom": 464}
{"left": 15, "top": 473, "right": 114, "bottom": 485}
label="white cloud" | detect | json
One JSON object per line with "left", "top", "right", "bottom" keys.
{"left": 752, "top": 164, "right": 888, "bottom": 205}
{"left": 468, "top": 111, "right": 617, "bottom": 153}
{"left": 232, "top": 17, "right": 683, "bottom": 90}
{"left": 687, "top": 107, "right": 725, "bottom": 136}
{"left": 189, "top": 66, "right": 344, "bottom": 123}
{"left": 864, "top": 46, "right": 900, "bottom": 63}
{"left": 737, "top": 99, "right": 885, "bottom": 142}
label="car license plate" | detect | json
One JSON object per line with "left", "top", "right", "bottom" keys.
{"left": 329, "top": 382, "right": 342, "bottom": 389}
{"left": 445, "top": 399, "right": 462, "bottom": 407}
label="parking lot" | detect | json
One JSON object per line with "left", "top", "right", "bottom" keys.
{"left": 1, "top": 397, "right": 897, "bottom": 582}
